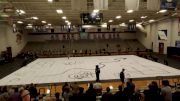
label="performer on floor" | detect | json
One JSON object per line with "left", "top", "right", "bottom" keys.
{"left": 120, "top": 69, "right": 125, "bottom": 84}
{"left": 95, "top": 65, "right": 100, "bottom": 82}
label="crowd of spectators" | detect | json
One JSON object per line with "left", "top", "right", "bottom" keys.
{"left": 0, "top": 79, "right": 179, "bottom": 101}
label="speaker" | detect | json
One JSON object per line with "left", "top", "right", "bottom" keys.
{"left": 82, "top": 29, "right": 86, "bottom": 32}
{"left": 112, "top": 28, "right": 116, "bottom": 32}
{"left": 98, "top": 28, "right": 101, "bottom": 32}
{"left": 51, "top": 29, "right": 54, "bottom": 33}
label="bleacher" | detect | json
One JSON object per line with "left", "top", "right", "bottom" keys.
{"left": 22, "top": 39, "right": 146, "bottom": 58}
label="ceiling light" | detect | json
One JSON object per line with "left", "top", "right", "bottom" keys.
{"left": 82, "top": 25, "right": 93, "bottom": 28}
{"left": 141, "top": 16, "right": 147, "bottom": 19}
{"left": 48, "top": 23, "right": 51, "bottom": 26}
{"left": 116, "top": 16, "right": 122, "bottom": 19}
{"left": 28, "top": 24, "right": 32, "bottom": 26}
{"left": 149, "top": 19, "right": 155, "bottom": 23}
{"left": 101, "top": 24, "right": 107, "bottom": 28}
{"left": 103, "top": 22, "right": 107, "bottom": 25}
{"left": 108, "top": 20, "right": 113, "bottom": 22}
{"left": 17, "top": 21, "right": 23, "bottom": 24}
{"left": 129, "top": 19, "right": 134, "bottom": 22}
{"left": 31, "top": 17, "right": 39, "bottom": 20}
{"left": 41, "top": 21, "right": 47, "bottom": 23}
{"left": 16, "top": 9, "right": 26, "bottom": 15}
{"left": 62, "top": 16, "right": 67, "bottom": 20}
{"left": 65, "top": 20, "right": 69, "bottom": 23}
{"left": 67, "top": 22, "right": 71, "bottom": 25}
{"left": 1, "top": 14, "right": 9, "bottom": 17}
{"left": 26, "top": 25, "right": 33, "bottom": 29}
{"left": 93, "top": 9, "right": 99, "bottom": 13}
{"left": 119, "top": 23, "right": 127, "bottom": 27}
{"left": 48, "top": 0, "right": 53, "bottom": 2}
{"left": 56, "top": 9, "right": 63, "bottom": 14}
{"left": 158, "top": 9, "right": 167, "bottom": 13}
{"left": 127, "top": 10, "right": 134, "bottom": 13}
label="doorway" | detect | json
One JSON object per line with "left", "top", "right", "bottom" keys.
{"left": 159, "top": 43, "right": 164, "bottom": 54}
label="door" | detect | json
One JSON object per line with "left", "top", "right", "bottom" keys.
{"left": 159, "top": 43, "right": 164, "bottom": 54}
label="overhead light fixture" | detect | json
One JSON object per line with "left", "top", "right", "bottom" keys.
{"left": 65, "top": 20, "right": 69, "bottom": 23}
{"left": 48, "top": 23, "right": 51, "bottom": 26}
{"left": 26, "top": 25, "right": 33, "bottom": 29}
{"left": 149, "top": 19, "right": 155, "bottom": 23}
{"left": 56, "top": 9, "right": 63, "bottom": 14}
{"left": 28, "top": 24, "right": 32, "bottom": 26}
{"left": 48, "top": 0, "right": 53, "bottom": 2}
{"left": 141, "top": 16, "right": 147, "bottom": 19}
{"left": 127, "top": 10, "right": 134, "bottom": 13}
{"left": 93, "top": 9, "right": 99, "bottom": 13}
{"left": 103, "top": 22, "right": 107, "bottom": 25}
{"left": 1, "top": 14, "right": 9, "bottom": 17}
{"left": 41, "top": 21, "right": 47, "bottom": 23}
{"left": 108, "top": 20, "right": 113, "bottom": 22}
{"left": 17, "top": 21, "right": 23, "bottom": 24}
{"left": 31, "top": 17, "right": 39, "bottom": 20}
{"left": 101, "top": 22, "right": 107, "bottom": 28}
{"left": 16, "top": 9, "right": 26, "bottom": 15}
{"left": 67, "top": 22, "right": 71, "bottom": 25}
{"left": 119, "top": 23, "right": 127, "bottom": 27}
{"left": 116, "top": 16, "right": 122, "bottom": 19}
{"left": 129, "top": 19, "right": 134, "bottom": 22}
{"left": 158, "top": 9, "right": 167, "bottom": 13}
{"left": 62, "top": 16, "right": 67, "bottom": 20}
{"left": 82, "top": 25, "right": 93, "bottom": 28}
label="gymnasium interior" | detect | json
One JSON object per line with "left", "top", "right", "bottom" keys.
{"left": 0, "top": 0, "right": 180, "bottom": 101}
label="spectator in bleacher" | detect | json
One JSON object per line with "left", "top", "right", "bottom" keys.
{"left": 77, "top": 87, "right": 85, "bottom": 101}
{"left": 128, "top": 79, "right": 135, "bottom": 93}
{"left": 55, "top": 92, "right": 62, "bottom": 101}
{"left": 0, "top": 86, "right": 9, "bottom": 101}
{"left": 71, "top": 82, "right": 80, "bottom": 95}
{"left": 28, "top": 83, "right": 38, "bottom": 100}
{"left": 114, "top": 85, "right": 123, "bottom": 101}
{"left": 123, "top": 81, "right": 135, "bottom": 101}
{"left": 63, "top": 86, "right": 72, "bottom": 101}
{"left": 62, "top": 82, "right": 69, "bottom": 96}
{"left": 144, "top": 81, "right": 161, "bottom": 101}
{"left": 70, "top": 87, "right": 85, "bottom": 101}
{"left": 161, "top": 80, "right": 172, "bottom": 101}
{"left": 85, "top": 83, "right": 96, "bottom": 101}
{"left": 101, "top": 87, "right": 113, "bottom": 101}
{"left": 8, "top": 87, "right": 21, "bottom": 101}
{"left": 19, "top": 87, "right": 30, "bottom": 101}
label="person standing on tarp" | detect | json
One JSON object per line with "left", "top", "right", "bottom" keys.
{"left": 95, "top": 65, "right": 100, "bottom": 82}
{"left": 120, "top": 69, "right": 125, "bottom": 84}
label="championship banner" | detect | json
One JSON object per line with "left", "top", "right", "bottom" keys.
{"left": 94, "top": 0, "right": 108, "bottom": 10}
{"left": 80, "top": 32, "right": 88, "bottom": 39}
{"left": 71, "top": 0, "right": 87, "bottom": 10}
{"left": 105, "top": 33, "right": 109, "bottom": 39}
{"left": 160, "top": 0, "right": 177, "bottom": 10}
{"left": 125, "top": 0, "right": 139, "bottom": 11}
{"left": 147, "top": 0, "right": 160, "bottom": 11}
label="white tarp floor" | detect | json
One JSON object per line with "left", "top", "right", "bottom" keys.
{"left": 0, "top": 55, "right": 180, "bottom": 86}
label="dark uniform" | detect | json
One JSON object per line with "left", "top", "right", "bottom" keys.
{"left": 95, "top": 65, "right": 100, "bottom": 82}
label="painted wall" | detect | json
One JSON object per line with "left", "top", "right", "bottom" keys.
{"left": 0, "top": 22, "right": 27, "bottom": 57}
{"left": 137, "top": 18, "right": 180, "bottom": 54}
